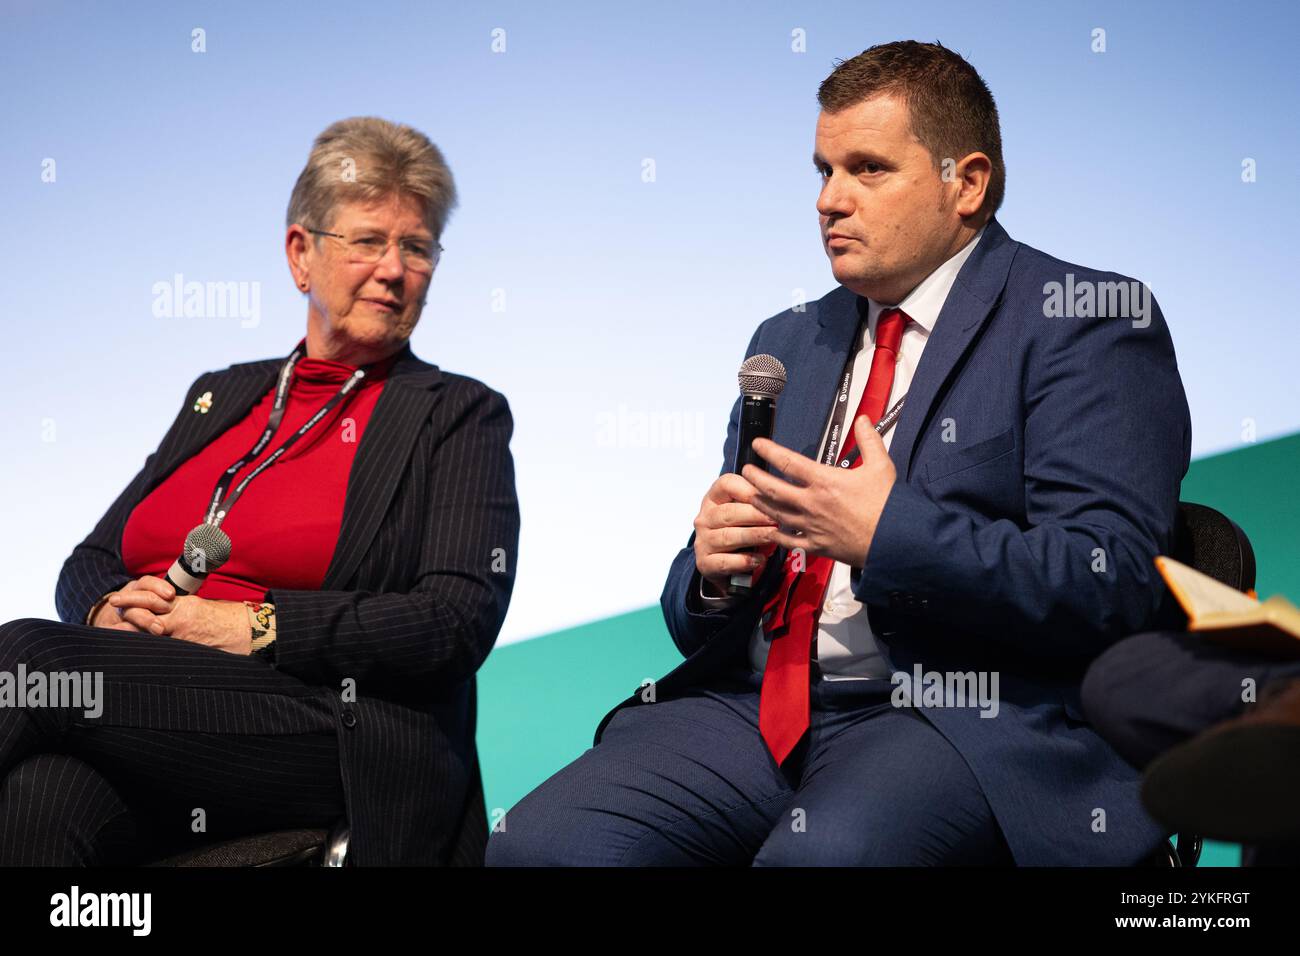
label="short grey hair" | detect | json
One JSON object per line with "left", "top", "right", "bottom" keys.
{"left": 285, "top": 116, "right": 458, "bottom": 238}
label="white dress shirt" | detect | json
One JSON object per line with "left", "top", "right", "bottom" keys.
{"left": 701, "top": 227, "right": 986, "bottom": 680}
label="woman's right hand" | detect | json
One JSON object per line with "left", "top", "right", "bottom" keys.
{"left": 92, "top": 576, "right": 178, "bottom": 633}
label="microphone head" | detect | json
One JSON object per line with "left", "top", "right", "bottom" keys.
{"left": 183, "top": 523, "right": 232, "bottom": 574}
{"left": 738, "top": 354, "right": 787, "bottom": 399}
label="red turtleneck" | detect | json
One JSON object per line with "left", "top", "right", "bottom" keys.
{"left": 120, "top": 340, "right": 398, "bottom": 603}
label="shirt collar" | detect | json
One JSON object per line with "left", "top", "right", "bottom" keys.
{"left": 290, "top": 336, "right": 403, "bottom": 381}
{"left": 866, "top": 225, "right": 987, "bottom": 337}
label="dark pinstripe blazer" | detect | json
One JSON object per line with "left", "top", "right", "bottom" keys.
{"left": 54, "top": 340, "right": 520, "bottom": 865}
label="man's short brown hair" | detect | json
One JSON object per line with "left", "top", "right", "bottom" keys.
{"left": 818, "top": 40, "right": 1005, "bottom": 223}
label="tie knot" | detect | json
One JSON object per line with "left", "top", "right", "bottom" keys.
{"left": 876, "top": 307, "right": 907, "bottom": 354}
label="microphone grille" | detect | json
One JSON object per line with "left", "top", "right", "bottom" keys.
{"left": 184, "top": 523, "right": 232, "bottom": 570}
{"left": 738, "top": 354, "right": 787, "bottom": 398}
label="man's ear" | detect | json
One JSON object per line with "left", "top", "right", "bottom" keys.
{"left": 951, "top": 150, "right": 993, "bottom": 221}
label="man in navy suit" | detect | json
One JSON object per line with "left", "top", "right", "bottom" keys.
{"left": 487, "top": 40, "right": 1190, "bottom": 866}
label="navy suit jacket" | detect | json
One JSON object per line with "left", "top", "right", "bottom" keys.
{"left": 55, "top": 342, "right": 520, "bottom": 865}
{"left": 595, "top": 217, "right": 1191, "bottom": 865}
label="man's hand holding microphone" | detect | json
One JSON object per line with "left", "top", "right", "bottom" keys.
{"left": 692, "top": 353, "right": 788, "bottom": 601}
{"left": 693, "top": 474, "right": 780, "bottom": 599}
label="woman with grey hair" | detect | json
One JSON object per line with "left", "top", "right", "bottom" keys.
{"left": 0, "top": 117, "right": 519, "bottom": 866}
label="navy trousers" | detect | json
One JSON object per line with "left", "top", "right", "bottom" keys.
{"left": 0, "top": 617, "right": 346, "bottom": 866}
{"left": 1082, "top": 629, "right": 1300, "bottom": 771}
{"left": 486, "top": 662, "right": 1012, "bottom": 866}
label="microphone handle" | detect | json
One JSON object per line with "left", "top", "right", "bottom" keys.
{"left": 728, "top": 393, "right": 777, "bottom": 596}
{"left": 165, "top": 558, "right": 204, "bottom": 597}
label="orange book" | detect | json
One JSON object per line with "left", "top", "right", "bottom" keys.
{"left": 1156, "top": 556, "right": 1300, "bottom": 659}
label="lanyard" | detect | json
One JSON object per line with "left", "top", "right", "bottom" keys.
{"left": 762, "top": 305, "right": 908, "bottom": 632}
{"left": 818, "top": 305, "right": 907, "bottom": 469}
{"left": 203, "top": 343, "right": 370, "bottom": 528}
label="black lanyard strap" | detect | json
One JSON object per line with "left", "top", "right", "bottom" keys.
{"left": 203, "top": 343, "right": 370, "bottom": 528}
{"left": 838, "top": 396, "right": 905, "bottom": 469}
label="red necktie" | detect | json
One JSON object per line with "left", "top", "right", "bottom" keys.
{"left": 757, "top": 307, "right": 907, "bottom": 765}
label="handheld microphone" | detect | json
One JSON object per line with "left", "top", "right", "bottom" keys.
{"left": 166, "top": 524, "right": 233, "bottom": 596}
{"left": 728, "top": 354, "right": 787, "bottom": 596}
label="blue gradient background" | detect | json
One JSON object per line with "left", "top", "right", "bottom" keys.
{"left": 2, "top": 0, "right": 1297, "bottom": 642}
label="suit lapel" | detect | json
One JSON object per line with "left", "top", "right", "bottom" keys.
{"left": 321, "top": 347, "right": 442, "bottom": 590}
{"left": 152, "top": 361, "right": 282, "bottom": 489}
{"left": 781, "top": 285, "right": 866, "bottom": 462}
{"left": 879, "top": 218, "right": 1019, "bottom": 479}
{"left": 787, "top": 220, "right": 1018, "bottom": 480}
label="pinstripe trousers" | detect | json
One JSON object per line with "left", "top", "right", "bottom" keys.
{"left": 0, "top": 617, "right": 346, "bottom": 866}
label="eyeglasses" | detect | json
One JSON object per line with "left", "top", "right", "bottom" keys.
{"left": 306, "top": 228, "right": 443, "bottom": 273}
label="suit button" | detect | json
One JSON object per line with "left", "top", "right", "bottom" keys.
{"left": 889, "top": 591, "right": 903, "bottom": 609}
{"left": 341, "top": 711, "right": 357, "bottom": 729}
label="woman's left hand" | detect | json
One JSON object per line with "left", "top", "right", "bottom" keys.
{"left": 135, "top": 596, "right": 252, "bottom": 656}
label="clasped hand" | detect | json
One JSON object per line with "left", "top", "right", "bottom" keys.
{"left": 92, "top": 575, "right": 252, "bottom": 655}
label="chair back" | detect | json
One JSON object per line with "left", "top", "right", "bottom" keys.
{"left": 1170, "top": 501, "right": 1256, "bottom": 592}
